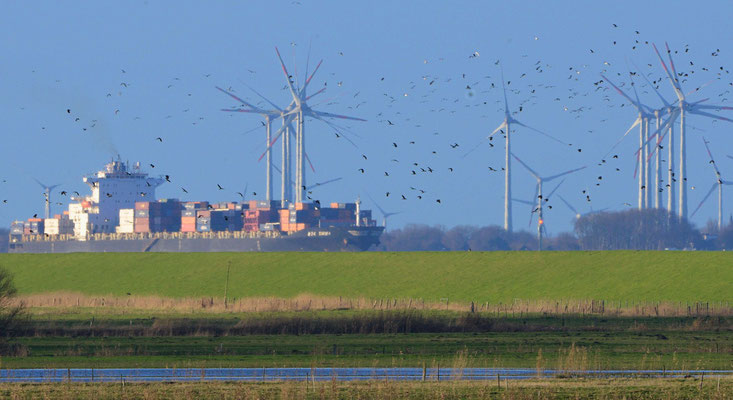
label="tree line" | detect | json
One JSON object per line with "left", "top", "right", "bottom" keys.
{"left": 376, "top": 209, "right": 733, "bottom": 251}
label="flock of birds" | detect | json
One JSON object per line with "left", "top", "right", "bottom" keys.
{"left": 4, "top": 22, "right": 733, "bottom": 231}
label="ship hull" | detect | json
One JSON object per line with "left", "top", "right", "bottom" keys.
{"left": 8, "top": 226, "right": 383, "bottom": 253}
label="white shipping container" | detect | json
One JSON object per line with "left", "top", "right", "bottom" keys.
{"left": 117, "top": 225, "right": 134, "bottom": 233}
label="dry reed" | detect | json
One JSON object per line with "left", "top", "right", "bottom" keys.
{"left": 14, "top": 292, "right": 733, "bottom": 317}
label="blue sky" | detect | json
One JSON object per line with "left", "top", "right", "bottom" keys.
{"left": 2, "top": 1, "right": 733, "bottom": 234}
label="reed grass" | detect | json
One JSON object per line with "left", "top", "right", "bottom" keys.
{"left": 0, "top": 377, "right": 731, "bottom": 399}
{"left": 15, "top": 291, "right": 733, "bottom": 317}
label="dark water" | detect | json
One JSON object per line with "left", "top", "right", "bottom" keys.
{"left": 1, "top": 368, "right": 732, "bottom": 383}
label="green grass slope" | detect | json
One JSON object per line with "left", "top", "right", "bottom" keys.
{"left": 0, "top": 251, "right": 730, "bottom": 302}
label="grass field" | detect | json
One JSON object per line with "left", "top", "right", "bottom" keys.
{"left": 3, "top": 329, "right": 732, "bottom": 370}
{"left": 1, "top": 251, "right": 731, "bottom": 303}
{"left": 1, "top": 378, "right": 732, "bottom": 399}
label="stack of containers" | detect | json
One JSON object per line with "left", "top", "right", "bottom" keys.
{"left": 320, "top": 203, "right": 357, "bottom": 227}
{"left": 244, "top": 200, "right": 277, "bottom": 232}
{"left": 156, "top": 199, "right": 182, "bottom": 232}
{"left": 117, "top": 209, "right": 135, "bottom": 233}
{"left": 196, "top": 210, "right": 211, "bottom": 232}
{"left": 134, "top": 202, "right": 150, "bottom": 233}
{"left": 285, "top": 202, "right": 319, "bottom": 232}
{"left": 44, "top": 218, "right": 60, "bottom": 235}
{"left": 134, "top": 200, "right": 182, "bottom": 233}
{"left": 181, "top": 201, "right": 208, "bottom": 232}
{"left": 10, "top": 221, "right": 24, "bottom": 236}
{"left": 26, "top": 218, "right": 44, "bottom": 235}
{"left": 210, "top": 209, "right": 243, "bottom": 231}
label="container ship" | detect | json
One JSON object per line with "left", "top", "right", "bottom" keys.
{"left": 8, "top": 159, "right": 384, "bottom": 253}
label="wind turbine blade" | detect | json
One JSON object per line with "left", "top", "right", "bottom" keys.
{"left": 557, "top": 194, "right": 579, "bottom": 215}
{"left": 215, "top": 86, "right": 264, "bottom": 112}
{"left": 690, "top": 183, "right": 717, "bottom": 218}
{"left": 312, "top": 110, "right": 367, "bottom": 122}
{"left": 600, "top": 74, "right": 641, "bottom": 108}
{"left": 626, "top": 64, "right": 645, "bottom": 111}
{"left": 241, "top": 83, "right": 284, "bottom": 112}
{"left": 500, "top": 64, "right": 509, "bottom": 115}
{"left": 512, "top": 198, "right": 535, "bottom": 206}
{"left": 32, "top": 178, "right": 47, "bottom": 189}
{"left": 301, "top": 59, "right": 323, "bottom": 96}
{"left": 291, "top": 45, "right": 300, "bottom": 92}
{"left": 304, "top": 152, "right": 316, "bottom": 173}
{"left": 665, "top": 42, "right": 681, "bottom": 87}
{"left": 462, "top": 136, "right": 491, "bottom": 159}
{"left": 652, "top": 43, "right": 683, "bottom": 99}
{"left": 305, "top": 86, "right": 327, "bottom": 101}
{"left": 546, "top": 178, "right": 565, "bottom": 200}
{"left": 365, "top": 193, "right": 389, "bottom": 216}
{"left": 307, "top": 177, "right": 342, "bottom": 190}
{"left": 639, "top": 110, "right": 679, "bottom": 157}
{"left": 686, "top": 79, "right": 717, "bottom": 97}
{"left": 690, "top": 103, "right": 733, "bottom": 111}
{"left": 688, "top": 109, "right": 733, "bottom": 124}
{"left": 488, "top": 121, "right": 507, "bottom": 139}
{"left": 512, "top": 119, "right": 568, "bottom": 145}
{"left": 257, "top": 115, "right": 296, "bottom": 161}
{"left": 510, "top": 153, "right": 540, "bottom": 180}
{"left": 309, "top": 113, "right": 359, "bottom": 148}
{"left": 702, "top": 137, "right": 722, "bottom": 177}
{"left": 275, "top": 47, "right": 299, "bottom": 101}
{"left": 631, "top": 60, "right": 671, "bottom": 107}
{"left": 220, "top": 108, "right": 262, "bottom": 114}
{"left": 727, "top": 155, "right": 733, "bottom": 161}
{"left": 603, "top": 116, "right": 641, "bottom": 158}
{"left": 544, "top": 166, "right": 586, "bottom": 182}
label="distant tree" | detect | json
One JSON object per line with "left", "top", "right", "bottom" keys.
{"left": 574, "top": 209, "right": 700, "bottom": 250}
{"left": 441, "top": 226, "right": 475, "bottom": 251}
{"left": 547, "top": 232, "right": 580, "bottom": 250}
{"left": 0, "top": 267, "right": 22, "bottom": 338}
{"left": 717, "top": 223, "right": 733, "bottom": 250}
{"left": 379, "top": 224, "right": 446, "bottom": 251}
{"left": 467, "top": 226, "right": 511, "bottom": 251}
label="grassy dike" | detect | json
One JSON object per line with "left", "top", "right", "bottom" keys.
{"left": 1, "top": 251, "right": 731, "bottom": 302}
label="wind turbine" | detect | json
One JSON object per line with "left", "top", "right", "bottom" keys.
{"left": 632, "top": 64, "right": 677, "bottom": 211}
{"left": 652, "top": 42, "right": 733, "bottom": 221}
{"left": 33, "top": 178, "right": 60, "bottom": 219}
{"left": 217, "top": 86, "right": 281, "bottom": 203}
{"left": 511, "top": 153, "right": 585, "bottom": 251}
{"left": 366, "top": 194, "right": 401, "bottom": 228}
{"left": 251, "top": 47, "right": 366, "bottom": 205}
{"left": 601, "top": 73, "right": 655, "bottom": 210}
{"left": 483, "top": 67, "right": 567, "bottom": 233}
{"left": 691, "top": 138, "right": 733, "bottom": 231}
{"left": 270, "top": 47, "right": 366, "bottom": 204}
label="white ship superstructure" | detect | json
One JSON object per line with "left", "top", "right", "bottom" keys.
{"left": 68, "top": 158, "right": 163, "bottom": 239}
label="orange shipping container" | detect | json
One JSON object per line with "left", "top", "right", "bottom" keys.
{"left": 181, "top": 224, "right": 196, "bottom": 232}
{"left": 181, "top": 217, "right": 196, "bottom": 224}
